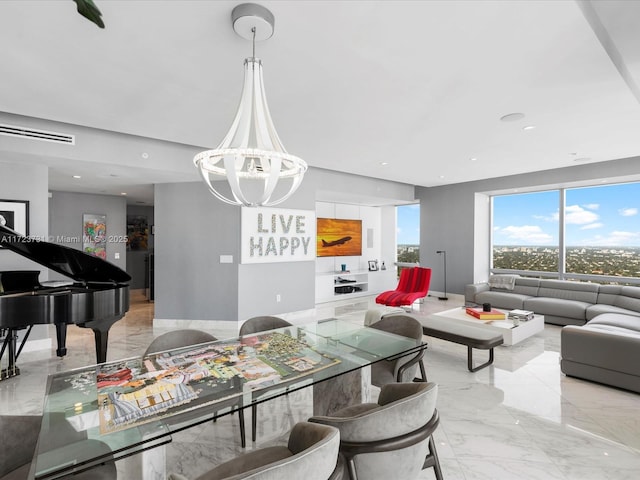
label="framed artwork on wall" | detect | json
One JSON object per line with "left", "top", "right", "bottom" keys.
{"left": 316, "top": 218, "right": 362, "bottom": 257}
{"left": 0, "top": 199, "right": 29, "bottom": 239}
{"left": 83, "top": 213, "right": 107, "bottom": 259}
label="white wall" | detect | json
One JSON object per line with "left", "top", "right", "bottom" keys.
{"left": 0, "top": 161, "right": 49, "bottom": 345}
{"left": 315, "top": 201, "right": 398, "bottom": 302}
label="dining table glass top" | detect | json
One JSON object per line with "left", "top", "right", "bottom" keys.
{"left": 32, "top": 318, "right": 423, "bottom": 479}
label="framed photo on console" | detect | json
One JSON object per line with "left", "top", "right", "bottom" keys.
{"left": 0, "top": 199, "right": 29, "bottom": 237}
{"left": 368, "top": 260, "right": 379, "bottom": 271}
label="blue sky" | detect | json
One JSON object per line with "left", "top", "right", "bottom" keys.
{"left": 493, "top": 183, "right": 640, "bottom": 246}
{"left": 397, "top": 204, "right": 420, "bottom": 244}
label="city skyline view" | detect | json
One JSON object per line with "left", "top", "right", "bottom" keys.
{"left": 492, "top": 182, "right": 640, "bottom": 247}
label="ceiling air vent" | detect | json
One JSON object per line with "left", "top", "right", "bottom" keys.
{"left": 0, "top": 124, "right": 75, "bottom": 145}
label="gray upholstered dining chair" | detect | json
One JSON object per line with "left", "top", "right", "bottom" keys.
{"left": 309, "top": 382, "right": 443, "bottom": 480}
{"left": 366, "top": 314, "right": 428, "bottom": 385}
{"left": 144, "top": 329, "right": 246, "bottom": 448}
{"left": 0, "top": 414, "right": 117, "bottom": 480}
{"left": 167, "top": 421, "right": 342, "bottom": 480}
{"left": 238, "top": 316, "right": 301, "bottom": 442}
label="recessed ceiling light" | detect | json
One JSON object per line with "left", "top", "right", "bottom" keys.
{"left": 522, "top": 125, "right": 536, "bottom": 131}
{"left": 470, "top": 157, "right": 477, "bottom": 162}
{"left": 120, "top": 192, "right": 127, "bottom": 196}
{"left": 380, "top": 162, "right": 388, "bottom": 166}
{"left": 72, "top": 175, "right": 81, "bottom": 179}
{"left": 141, "top": 152, "right": 149, "bottom": 159}
{"left": 439, "top": 175, "right": 445, "bottom": 179}
{"left": 500, "top": 112, "right": 525, "bottom": 122}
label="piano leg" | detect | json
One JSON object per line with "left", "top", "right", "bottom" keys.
{"left": 93, "top": 328, "right": 109, "bottom": 364}
{"left": 55, "top": 323, "right": 68, "bottom": 358}
{"left": 0, "top": 328, "right": 21, "bottom": 380}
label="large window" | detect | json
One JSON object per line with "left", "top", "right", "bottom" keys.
{"left": 492, "top": 190, "right": 559, "bottom": 273}
{"left": 397, "top": 204, "right": 420, "bottom": 265}
{"left": 492, "top": 182, "right": 640, "bottom": 283}
{"left": 565, "top": 183, "right": 640, "bottom": 277}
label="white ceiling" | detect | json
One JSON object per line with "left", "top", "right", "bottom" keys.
{"left": 1, "top": 0, "right": 640, "bottom": 205}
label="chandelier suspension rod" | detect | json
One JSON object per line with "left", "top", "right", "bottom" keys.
{"left": 252, "top": 27, "right": 256, "bottom": 59}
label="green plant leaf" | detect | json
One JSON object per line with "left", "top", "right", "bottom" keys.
{"left": 73, "top": 0, "right": 105, "bottom": 29}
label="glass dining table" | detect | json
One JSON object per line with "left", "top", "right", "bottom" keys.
{"left": 29, "top": 318, "right": 425, "bottom": 479}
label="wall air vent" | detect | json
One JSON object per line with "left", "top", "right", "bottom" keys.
{"left": 0, "top": 124, "right": 75, "bottom": 145}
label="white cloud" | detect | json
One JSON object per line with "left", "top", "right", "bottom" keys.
{"left": 565, "top": 204, "right": 599, "bottom": 225}
{"left": 498, "top": 225, "right": 554, "bottom": 244}
{"left": 580, "top": 223, "right": 603, "bottom": 230}
{"left": 619, "top": 207, "right": 638, "bottom": 217}
{"left": 585, "top": 231, "right": 640, "bottom": 246}
{"left": 533, "top": 212, "right": 558, "bottom": 222}
{"left": 534, "top": 204, "right": 600, "bottom": 223}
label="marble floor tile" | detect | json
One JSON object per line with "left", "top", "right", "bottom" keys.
{"left": 2, "top": 292, "right": 640, "bottom": 479}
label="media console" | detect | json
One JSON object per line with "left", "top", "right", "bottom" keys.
{"left": 315, "top": 271, "right": 369, "bottom": 302}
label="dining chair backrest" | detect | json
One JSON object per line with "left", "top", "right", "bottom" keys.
{"left": 169, "top": 422, "right": 341, "bottom": 480}
{"left": 144, "top": 329, "right": 216, "bottom": 357}
{"left": 368, "top": 314, "right": 427, "bottom": 385}
{"left": 239, "top": 316, "right": 292, "bottom": 336}
{"left": 0, "top": 414, "right": 117, "bottom": 480}
{"left": 309, "top": 382, "right": 442, "bottom": 480}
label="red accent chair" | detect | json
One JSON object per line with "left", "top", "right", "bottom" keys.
{"left": 375, "top": 267, "right": 432, "bottom": 307}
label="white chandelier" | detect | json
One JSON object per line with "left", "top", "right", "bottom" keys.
{"left": 194, "top": 3, "right": 307, "bottom": 207}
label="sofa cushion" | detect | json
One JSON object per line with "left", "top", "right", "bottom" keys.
{"left": 536, "top": 279, "right": 599, "bottom": 303}
{"left": 523, "top": 297, "right": 590, "bottom": 321}
{"left": 475, "top": 291, "right": 531, "bottom": 310}
{"left": 510, "top": 277, "right": 540, "bottom": 296}
{"left": 614, "top": 286, "right": 640, "bottom": 312}
{"left": 586, "top": 304, "right": 640, "bottom": 321}
{"left": 595, "top": 285, "right": 622, "bottom": 305}
{"left": 588, "top": 313, "right": 640, "bottom": 333}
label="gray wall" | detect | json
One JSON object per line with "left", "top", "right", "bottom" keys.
{"left": 154, "top": 167, "right": 415, "bottom": 322}
{"left": 154, "top": 182, "right": 241, "bottom": 320}
{"left": 417, "top": 156, "right": 640, "bottom": 295}
{"left": 48, "top": 191, "right": 127, "bottom": 280}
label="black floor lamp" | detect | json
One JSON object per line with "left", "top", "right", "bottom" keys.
{"left": 436, "top": 250, "right": 448, "bottom": 300}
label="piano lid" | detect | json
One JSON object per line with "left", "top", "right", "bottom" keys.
{"left": 0, "top": 224, "right": 131, "bottom": 284}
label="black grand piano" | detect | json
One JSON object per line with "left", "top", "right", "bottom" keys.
{"left": 0, "top": 224, "right": 130, "bottom": 380}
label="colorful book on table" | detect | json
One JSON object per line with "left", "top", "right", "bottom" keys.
{"left": 465, "top": 307, "right": 506, "bottom": 320}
